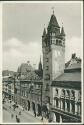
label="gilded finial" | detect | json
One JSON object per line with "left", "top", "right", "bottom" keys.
{"left": 52, "top": 7, "right": 54, "bottom": 15}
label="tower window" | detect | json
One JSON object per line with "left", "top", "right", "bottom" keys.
{"left": 71, "top": 90, "right": 75, "bottom": 98}
{"left": 45, "top": 83, "right": 49, "bottom": 91}
{"left": 46, "top": 66, "right": 49, "bottom": 70}
{"left": 46, "top": 58, "right": 49, "bottom": 62}
{"left": 45, "top": 74, "right": 50, "bottom": 80}
{"left": 52, "top": 39, "right": 55, "bottom": 44}
{"left": 59, "top": 40, "right": 62, "bottom": 45}
{"left": 56, "top": 98, "right": 59, "bottom": 108}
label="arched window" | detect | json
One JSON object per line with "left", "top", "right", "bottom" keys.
{"left": 71, "top": 90, "right": 75, "bottom": 99}
{"left": 66, "top": 101, "right": 70, "bottom": 112}
{"left": 59, "top": 40, "right": 62, "bottom": 45}
{"left": 66, "top": 90, "right": 70, "bottom": 98}
{"left": 55, "top": 88, "right": 58, "bottom": 95}
{"left": 71, "top": 101, "right": 75, "bottom": 114}
{"left": 61, "top": 89, "right": 65, "bottom": 98}
{"left": 61, "top": 100, "right": 65, "bottom": 110}
{"left": 56, "top": 98, "right": 59, "bottom": 108}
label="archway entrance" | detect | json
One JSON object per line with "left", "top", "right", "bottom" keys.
{"left": 27, "top": 100, "right": 30, "bottom": 111}
{"left": 42, "top": 105, "right": 48, "bottom": 118}
{"left": 32, "top": 102, "right": 36, "bottom": 117}
{"left": 56, "top": 113, "right": 60, "bottom": 122}
{"left": 32, "top": 102, "right": 36, "bottom": 111}
{"left": 37, "top": 104, "right": 41, "bottom": 116}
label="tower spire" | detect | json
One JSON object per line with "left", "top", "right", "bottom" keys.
{"left": 38, "top": 55, "right": 42, "bottom": 71}
{"left": 61, "top": 22, "right": 65, "bottom": 36}
{"left": 43, "top": 24, "right": 46, "bottom": 36}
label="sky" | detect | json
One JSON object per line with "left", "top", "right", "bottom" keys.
{"left": 2, "top": 2, "right": 82, "bottom": 71}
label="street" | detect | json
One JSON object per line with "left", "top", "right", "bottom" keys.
{"left": 3, "top": 100, "right": 48, "bottom": 123}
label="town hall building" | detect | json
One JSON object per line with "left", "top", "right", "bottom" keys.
{"left": 2, "top": 11, "right": 81, "bottom": 123}
{"left": 42, "top": 11, "right": 81, "bottom": 122}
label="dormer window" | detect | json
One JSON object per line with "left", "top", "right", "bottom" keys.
{"left": 46, "top": 66, "right": 49, "bottom": 70}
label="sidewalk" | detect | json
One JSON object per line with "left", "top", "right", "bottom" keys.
{"left": 19, "top": 105, "right": 48, "bottom": 123}
{"left": 3, "top": 99, "right": 48, "bottom": 123}
{"left": 18, "top": 105, "right": 48, "bottom": 123}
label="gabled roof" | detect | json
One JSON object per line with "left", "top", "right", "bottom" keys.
{"left": 65, "top": 54, "right": 81, "bottom": 70}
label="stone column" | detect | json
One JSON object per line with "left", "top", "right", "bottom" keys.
{"left": 60, "top": 115, "right": 62, "bottom": 123}
{"left": 78, "top": 104, "right": 81, "bottom": 115}
{"left": 65, "top": 101, "right": 67, "bottom": 112}
{"left": 60, "top": 100, "right": 62, "bottom": 110}
{"left": 70, "top": 102, "right": 72, "bottom": 113}
{"left": 58, "top": 100, "right": 60, "bottom": 109}
{"left": 53, "top": 113, "right": 56, "bottom": 122}
{"left": 54, "top": 99, "right": 55, "bottom": 107}
{"left": 75, "top": 103, "right": 78, "bottom": 115}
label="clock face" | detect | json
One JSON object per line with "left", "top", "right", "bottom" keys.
{"left": 54, "top": 50, "right": 61, "bottom": 58}
{"left": 58, "top": 51, "right": 61, "bottom": 56}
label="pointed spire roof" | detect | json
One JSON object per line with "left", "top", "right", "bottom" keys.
{"left": 49, "top": 13, "right": 60, "bottom": 28}
{"left": 61, "top": 26, "right": 65, "bottom": 36}
{"left": 38, "top": 56, "right": 42, "bottom": 71}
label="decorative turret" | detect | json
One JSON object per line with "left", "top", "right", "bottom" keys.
{"left": 42, "top": 27, "right": 46, "bottom": 37}
{"left": 42, "top": 27, "right": 47, "bottom": 48}
{"left": 38, "top": 56, "right": 42, "bottom": 71}
{"left": 61, "top": 25, "right": 65, "bottom": 36}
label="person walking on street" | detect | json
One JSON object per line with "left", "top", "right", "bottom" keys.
{"left": 11, "top": 113, "right": 14, "bottom": 118}
{"left": 19, "top": 111, "right": 21, "bottom": 115}
{"left": 34, "top": 111, "right": 36, "bottom": 117}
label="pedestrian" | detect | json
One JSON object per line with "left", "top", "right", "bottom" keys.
{"left": 41, "top": 112, "right": 43, "bottom": 121}
{"left": 16, "top": 115, "right": 17, "bottom": 120}
{"left": 16, "top": 117, "right": 20, "bottom": 123}
{"left": 41, "top": 116, "right": 43, "bottom": 121}
{"left": 19, "top": 111, "right": 21, "bottom": 115}
{"left": 11, "top": 113, "right": 14, "bottom": 118}
{"left": 34, "top": 111, "right": 36, "bottom": 117}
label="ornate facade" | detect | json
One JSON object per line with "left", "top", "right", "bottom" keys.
{"left": 2, "top": 11, "right": 81, "bottom": 123}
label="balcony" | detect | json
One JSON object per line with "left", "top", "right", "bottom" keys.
{"left": 51, "top": 105, "right": 81, "bottom": 119}
{"left": 61, "top": 95, "right": 65, "bottom": 99}
{"left": 65, "top": 95, "right": 70, "bottom": 99}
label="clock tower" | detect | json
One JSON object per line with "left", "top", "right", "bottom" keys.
{"left": 42, "top": 11, "right": 65, "bottom": 104}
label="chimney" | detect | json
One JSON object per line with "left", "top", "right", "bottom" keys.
{"left": 72, "top": 53, "right": 76, "bottom": 59}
